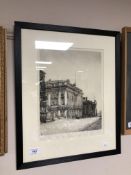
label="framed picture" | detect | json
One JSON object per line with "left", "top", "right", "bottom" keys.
{"left": 121, "top": 27, "right": 131, "bottom": 134}
{"left": 0, "top": 26, "right": 7, "bottom": 155}
{"left": 14, "top": 21, "right": 121, "bottom": 169}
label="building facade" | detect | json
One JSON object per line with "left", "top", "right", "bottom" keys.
{"left": 40, "top": 70, "right": 98, "bottom": 123}
{"left": 82, "top": 97, "right": 97, "bottom": 117}
{"left": 40, "top": 70, "right": 47, "bottom": 123}
{"left": 45, "top": 79, "right": 83, "bottom": 121}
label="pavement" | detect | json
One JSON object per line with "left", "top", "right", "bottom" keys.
{"left": 40, "top": 117, "right": 102, "bottom": 135}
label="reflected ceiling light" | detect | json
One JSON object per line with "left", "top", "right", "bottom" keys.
{"left": 35, "top": 41, "right": 73, "bottom": 50}
{"left": 36, "top": 66, "right": 47, "bottom": 70}
{"left": 77, "top": 70, "right": 84, "bottom": 73}
{"left": 35, "top": 61, "right": 52, "bottom": 64}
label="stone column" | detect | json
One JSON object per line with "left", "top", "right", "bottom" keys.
{"left": 58, "top": 91, "right": 61, "bottom": 105}
{"left": 64, "top": 110, "right": 67, "bottom": 119}
{"left": 64, "top": 90, "right": 67, "bottom": 118}
{"left": 58, "top": 110, "right": 61, "bottom": 117}
{"left": 48, "top": 93, "right": 51, "bottom": 106}
{"left": 64, "top": 90, "right": 67, "bottom": 105}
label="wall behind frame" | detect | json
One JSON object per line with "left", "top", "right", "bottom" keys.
{"left": 0, "top": 0, "right": 131, "bottom": 174}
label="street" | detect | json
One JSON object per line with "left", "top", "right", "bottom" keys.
{"left": 40, "top": 117, "right": 101, "bottom": 135}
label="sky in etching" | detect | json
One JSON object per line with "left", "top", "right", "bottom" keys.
{"left": 38, "top": 50, "right": 102, "bottom": 112}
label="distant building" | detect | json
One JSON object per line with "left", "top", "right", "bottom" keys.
{"left": 82, "top": 97, "right": 97, "bottom": 117}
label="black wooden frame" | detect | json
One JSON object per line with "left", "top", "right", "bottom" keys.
{"left": 14, "top": 21, "right": 121, "bottom": 170}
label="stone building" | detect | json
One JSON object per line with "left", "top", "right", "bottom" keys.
{"left": 40, "top": 70, "right": 98, "bottom": 123}
{"left": 82, "top": 97, "right": 97, "bottom": 117}
{"left": 45, "top": 79, "right": 83, "bottom": 121}
{"left": 40, "top": 70, "right": 47, "bottom": 123}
